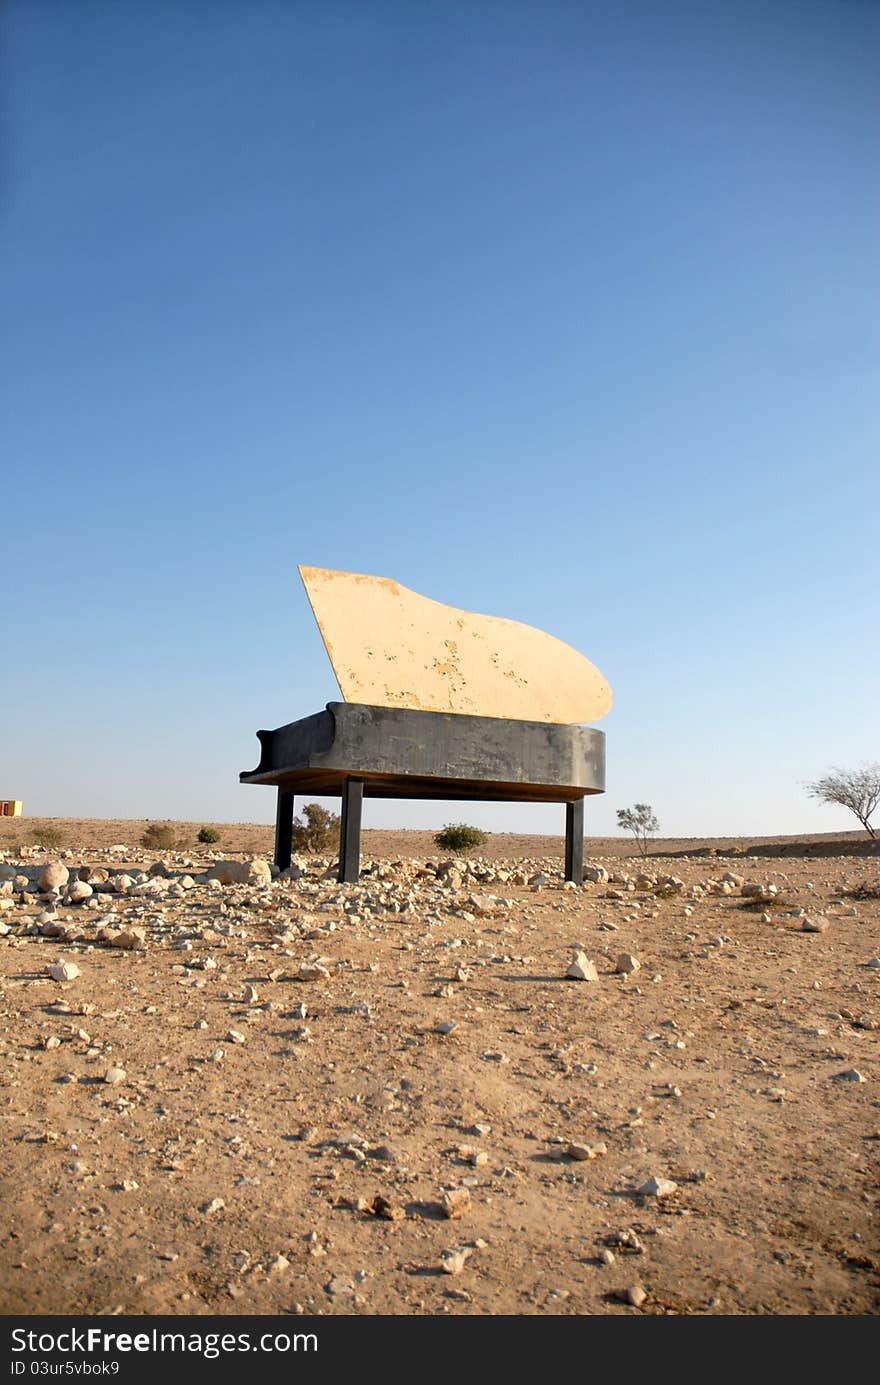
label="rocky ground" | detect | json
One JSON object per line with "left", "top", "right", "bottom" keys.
{"left": 0, "top": 823, "right": 877, "bottom": 1317}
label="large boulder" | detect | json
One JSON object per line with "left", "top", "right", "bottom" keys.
{"left": 206, "top": 860, "right": 245, "bottom": 885}
{"left": 38, "top": 862, "right": 69, "bottom": 893}
{"left": 242, "top": 858, "right": 272, "bottom": 886}
{"left": 207, "top": 858, "right": 272, "bottom": 886}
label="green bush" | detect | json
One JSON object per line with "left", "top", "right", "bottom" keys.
{"left": 140, "top": 822, "right": 177, "bottom": 851}
{"left": 197, "top": 826, "right": 221, "bottom": 845}
{"left": 33, "top": 825, "right": 64, "bottom": 851}
{"left": 290, "top": 803, "right": 340, "bottom": 855}
{"left": 433, "top": 823, "right": 487, "bottom": 854}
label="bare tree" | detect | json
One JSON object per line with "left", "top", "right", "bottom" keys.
{"left": 806, "top": 764, "right": 880, "bottom": 838}
{"left": 617, "top": 803, "right": 660, "bottom": 858}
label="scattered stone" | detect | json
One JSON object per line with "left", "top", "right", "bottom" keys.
{"left": 584, "top": 866, "right": 609, "bottom": 883}
{"left": 566, "top": 1141, "right": 607, "bottom": 1161}
{"left": 47, "top": 960, "right": 80, "bottom": 983}
{"left": 202, "top": 1197, "right": 225, "bottom": 1214}
{"left": 368, "top": 1195, "right": 405, "bottom": 1221}
{"left": 207, "top": 862, "right": 245, "bottom": 886}
{"left": 831, "top": 1068, "right": 865, "bottom": 1083}
{"left": 38, "top": 863, "right": 69, "bottom": 893}
{"left": 267, "top": 1254, "right": 290, "bottom": 1274}
{"left": 67, "top": 880, "right": 93, "bottom": 904}
{"left": 104, "top": 1066, "right": 127, "bottom": 1085}
{"left": 598, "top": 1248, "right": 615, "bottom": 1265}
{"left": 566, "top": 950, "right": 598, "bottom": 982}
{"left": 243, "top": 859, "right": 272, "bottom": 886}
{"left": 621, "top": 1283, "right": 647, "bottom": 1307}
{"left": 227, "top": 1029, "right": 246, "bottom": 1045}
{"left": 298, "top": 962, "right": 330, "bottom": 982}
{"left": 801, "top": 917, "right": 829, "bottom": 933}
{"left": 436, "top": 1020, "right": 457, "bottom": 1035}
{"left": 615, "top": 953, "right": 641, "bottom": 975}
{"left": 440, "top": 1188, "right": 472, "bottom": 1220}
{"left": 112, "top": 928, "right": 146, "bottom": 950}
{"left": 610, "top": 1229, "right": 645, "bottom": 1254}
{"left": 324, "top": 1275, "right": 357, "bottom": 1302}
{"left": 440, "top": 1247, "right": 472, "bottom": 1275}
{"left": 638, "top": 1176, "right": 677, "bottom": 1197}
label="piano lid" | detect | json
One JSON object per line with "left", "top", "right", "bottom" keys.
{"left": 298, "top": 565, "right": 612, "bottom": 725}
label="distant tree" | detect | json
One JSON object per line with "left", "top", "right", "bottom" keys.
{"left": 806, "top": 764, "right": 880, "bottom": 839}
{"left": 433, "top": 823, "right": 488, "bottom": 854}
{"left": 617, "top": 803, "right": 659, "bottom": 858}
{"left": 290, "top": 803, "right": 340, "bottom": 854}
{"left": 197, "top": 826, "right": 221, "bottom": 845}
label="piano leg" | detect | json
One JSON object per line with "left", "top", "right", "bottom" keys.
{"left": 275, "top": 788, "right": 294, "bottom": 871}
{"left": 338, "top": 776, "right": 364, "bottom": 883}
{"left": 565, "top": 798, "right": 584, "bottom": 884}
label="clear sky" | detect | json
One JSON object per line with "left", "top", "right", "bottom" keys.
{"left": 3, "top": 1, "right": 877, "bottom": 840}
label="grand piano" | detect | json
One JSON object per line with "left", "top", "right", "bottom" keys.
{"left": 241, "top": 701, "right": 605, "bottom": 883}
{"left": 240, "top": 567, "right": 610, "bottom": 884}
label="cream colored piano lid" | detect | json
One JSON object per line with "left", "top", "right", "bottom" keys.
{"left": 298, "top": 565, "right": 612, "bottom": 725}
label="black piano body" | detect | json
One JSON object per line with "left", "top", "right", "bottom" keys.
{"left": 240, "top": 701, "right": 605, "bottom": 883}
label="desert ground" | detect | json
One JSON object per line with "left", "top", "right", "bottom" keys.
{"left": 0, "top": 818, "right": 877, "bottom": 1317}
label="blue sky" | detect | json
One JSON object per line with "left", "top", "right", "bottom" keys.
{"left": 3, "top": 1, "right": 877, "bottom": 838}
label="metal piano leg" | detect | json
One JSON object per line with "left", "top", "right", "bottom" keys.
{"left": 338, "top": 777, "right": 364, "bottom": 883}
{"left": 565, "top": 798, "right": 584, "bottom": 884}
{"left": 275, "top": 789, "right": 294, "bottom": 871}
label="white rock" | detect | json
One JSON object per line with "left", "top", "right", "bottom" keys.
{"left": 104, "top": 1066, "right": 127, "bottom": 1085}
{"left": 298, "top": 962, "right": 330, "bottom": 982}
{"left": 441, "top": 1247, "right": 472, "bottom": 1275}
{"left": 67, "top": 880, "right": 93, "bottom": 904}
{"left": 38, "top": 862, "right": 69, "bottom": 892}
{"left": 47, "top": 960, "right": 80, "bottom": 982}
{"left": 831, "top": 1068, "right": 865, "bottom": 1083}
{"left": 616, "top": 953, "right": 641, "bottom": 974}
{"left": 566, "top": 950, "right": 598, "bottom": 982}
{"left": 638, "top": 1175, "right": 677, "bottom": 1197}
{"left": 801, "top": 917, "right": 829, "bottom": 933}
{"left": 243, "top": 858, "right": 272, "bottom": 885}
{"left": 207, "top": 861, "right": 245, "bottom": 885}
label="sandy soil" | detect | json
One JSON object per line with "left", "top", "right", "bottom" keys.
{"left": 1, "top": 821, "right": 877, "bottom": 1317}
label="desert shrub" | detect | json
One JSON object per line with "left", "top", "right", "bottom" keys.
{"left": 197, "top": 826, "right": 221, "bottom": 845}
{"left": 433, "top": 823, "right": 487, "bottom": 854}
{"left": 140, "top": 822, "right": 177, "bottom": 851}
{"left": 33, "top": 825, "right": 64, "bottom": 851}
{"left": 737, "top": 894, "right": 795, "bottom": 913}
{"left": 290, "top": 803, "right": 340, "bottom": 854}
{"left": 844, "top": 880, "right": 880, "bottom": 901}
